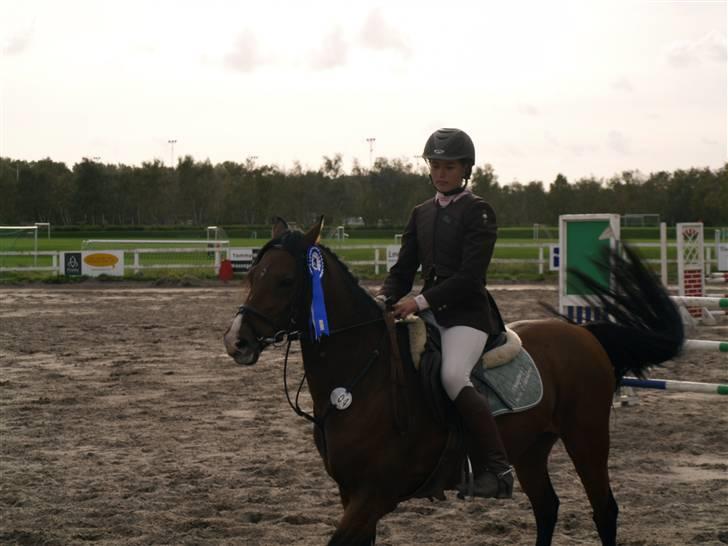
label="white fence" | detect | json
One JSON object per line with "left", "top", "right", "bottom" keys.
{"left": 0, "top": 247, "right": 227, "bottom": 275}
{"left": 0, "top": 251, "right": 60, "bottom": 272}
{"left": 0, "top": 241, "right": 721, "bottom": 277}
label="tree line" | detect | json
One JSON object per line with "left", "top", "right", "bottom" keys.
{"left": 1, "top": 155, "right": 726, "bottom": 227}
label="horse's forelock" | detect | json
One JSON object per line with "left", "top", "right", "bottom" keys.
{"left": 253, "top": 230, "right": 305, "bottom": 266}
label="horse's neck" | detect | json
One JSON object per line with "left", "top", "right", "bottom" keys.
{"left": 299, "top": 258, "right": 385, "bottom": 413}
{"left": 320, "top": 257, "right": 377, "bottom": 328}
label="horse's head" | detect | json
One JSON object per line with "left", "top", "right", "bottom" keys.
{"left": 223, "top": 216, "right": 322, "bottom": 365}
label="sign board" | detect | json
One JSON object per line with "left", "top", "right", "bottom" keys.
{"left": 63, "top": 252, "right": 82, "bottom": 276}
{"left": 228, "top": 247, "right": 259, "bottom": 273}
{"left": 62, "top": 251, "right": 124, "bottom": 277}
{"left": 386, "top": 245, "right": 400, "bottom": 271}
{"left": 718, "top": 243, "right": 728, "bottom": 271}
{"left": 549, "top": 245, "right": 559, "bottom": 272}
{"left": 558, "top": 214, "right": 620, "bottom": 321}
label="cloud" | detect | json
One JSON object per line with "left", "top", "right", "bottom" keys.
{"left": 544, "top": 131, "right": 560, "bottom": 147}
{"left": 502, "top": 143, "right": 526, "bottom": 157}
{"left": 666, "top": 41, "right": 697, "bottom": 67}
{"left": 702, "top": 29, "right": 728, "bottom": 62}
{"left": 607, "top": 130, "right": 631, "bottom": 155}
{"left": 611, "top": 77, "right": 633, "bottom": 92}
{"left": 569, "top": 143, "right": 599, "bottom": 157}
{"left": 665, "top": 29, "right": 727, "bottom": 68}
{"left": 224, "top": 30, "right": 263, "bottom": 73}
{"left": 2, "top": 28, "right": 33, "bottom": 56}
{"left": 519, "top": 104, "right": 540, "bottom": 116}
{"left": 311, "top": 28, "right": 349, "bottom": 70}
{"left": 360, "top": 8, "right": 411, "bottom": 57}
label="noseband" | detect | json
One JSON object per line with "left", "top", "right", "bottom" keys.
{"left": 235, "top": 303, "right": 300, "bottom": 348}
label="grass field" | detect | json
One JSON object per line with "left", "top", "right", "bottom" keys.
{"left": 0, "top": 230, "right": 704, "bottom": 284}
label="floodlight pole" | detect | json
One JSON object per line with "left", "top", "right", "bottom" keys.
{"left": 366, "top": 137, "right": 376, "bottom": 168}
{"left": 168, "top": 139, "right": 177, "bottom": 167}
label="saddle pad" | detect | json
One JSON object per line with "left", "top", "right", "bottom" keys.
{"left": 405, "top": 316, "right": 521, "bottom": 369}
{"left": 470, "top": 348, "right": 543, "bottom": 417}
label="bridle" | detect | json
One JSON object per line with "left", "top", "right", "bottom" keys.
{"left": 233, "top": 236, "right": 384, "bottom": 349}
{"left": 232, "top": 237, "right": 307, "bottom": 351}
{"left": 232, "top": 236, "right": 387, "bottom": 443}
{"left": 234, "top": 303, "right": 300, "bottom": 349}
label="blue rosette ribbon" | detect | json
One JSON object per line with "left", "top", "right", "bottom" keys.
{"left": 307, "top": 246, "right": 329, "bottom": 340}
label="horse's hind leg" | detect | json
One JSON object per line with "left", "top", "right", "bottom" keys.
{"left": 327, "top": 493, "right": 394, "bottom": 546}
{"left": 561, "top": 416, "right": 618, "bottom": 546}
{"left": 513, "top": 433, "right": 560, "bottom": 546}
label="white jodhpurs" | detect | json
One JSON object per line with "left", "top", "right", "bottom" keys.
{"left": 420, "top": 310, "right": 489, "bottom": 401}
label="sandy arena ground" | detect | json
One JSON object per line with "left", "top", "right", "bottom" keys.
{"left": 1, "top": 282, "right": 727, "bottom": 545}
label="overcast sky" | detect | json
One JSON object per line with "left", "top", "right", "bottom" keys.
{"left": 1, "top": 0, "right": 726, "bottom": 185}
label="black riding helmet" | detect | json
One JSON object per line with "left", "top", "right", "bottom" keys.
{"left": 423, "top": 128, "right": 475, "bottom": 194}
{"left": 423, "top": 128, "right": 475, "bottom": 182}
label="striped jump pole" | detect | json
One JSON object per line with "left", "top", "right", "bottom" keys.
{"left": 683, "top": 339, "right": 728, "bottom": 353}
{"left": 672, "top": 296, "right": 728, "bottom": 322}
{"left": 671, "top": 296, "right": 728, "bottom": 309}
{"left": 706, "top": 272, "right": 728, "bottom": 283}
{"left": 620, "top": 377, "right": 728, "bottom": 395}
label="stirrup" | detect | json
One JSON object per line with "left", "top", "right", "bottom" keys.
{"left": 494, "top": 467, "right": 514, "bottom": 498}
{"left": 457, "top": 462, "right": 514, "bottom": 500}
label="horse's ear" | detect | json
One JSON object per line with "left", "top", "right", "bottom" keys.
{"left": 303, "top": 215, "right": 324, "bottom": 246}
{"left": 271, "top": 216, "right": 289, "bottom": 239}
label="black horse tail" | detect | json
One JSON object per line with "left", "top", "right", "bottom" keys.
{"left": 569, "top": 244, "right": 684, "bottom": 383}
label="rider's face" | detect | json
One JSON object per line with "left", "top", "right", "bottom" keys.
{"left": 428, "top": 159, "right": 466, "bottom": 194}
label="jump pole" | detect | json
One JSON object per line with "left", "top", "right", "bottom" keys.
{"left": 707, "top": 272, "right": 728, "bottom": 282}
{"left": 671, "top": 296, "right": 728, "bottom": 309}
{"left": 683, "top": 339, "right": 728, "bottom": 353}
{"left": 620, "top": 377, "right": 728, "bottom": 395}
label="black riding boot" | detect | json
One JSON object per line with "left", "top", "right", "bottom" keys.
{"left": 454, "top": 386, "right": 514, "bottom": 499}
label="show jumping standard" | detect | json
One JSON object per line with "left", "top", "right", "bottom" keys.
{"left": 223, "top": 217, "right": 685, "bottom": 546}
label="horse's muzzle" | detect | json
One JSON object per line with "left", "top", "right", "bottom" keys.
{"left": 230, "top": 346, "right": 259, "bottom": 366}
{"left": 223, "top": 315, "right": 260, "bottom": 365}
{"left": 224, "top": 335, "right": 260, "bottom": 365}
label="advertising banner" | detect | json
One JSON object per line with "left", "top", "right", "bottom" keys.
{"left": 228, "top": 247, "right": 259, "bottom": 273}
{"left": 62, "top": 251, "right": 125, "bottom": 277}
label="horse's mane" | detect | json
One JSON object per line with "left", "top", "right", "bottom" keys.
{"left": 257, "top": 230, "right": 381, "bottom": 315}
{"left": 317, "top": 243, "right": 382, "bottom": 315}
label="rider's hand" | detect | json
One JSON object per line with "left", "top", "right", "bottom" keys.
{"left": 392, "top": 297, "right": 418, "bottom": 319}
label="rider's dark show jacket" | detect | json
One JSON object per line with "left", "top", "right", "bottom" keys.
{"left": 379, "top": 192, "right": 505, "bottom": 334}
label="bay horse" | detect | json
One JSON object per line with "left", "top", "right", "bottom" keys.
{"left": 223, "top": 217, "right": 684, "bottom": 546}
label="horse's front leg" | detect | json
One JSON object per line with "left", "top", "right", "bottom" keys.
{"left": 328, "top": 490, "right": 396, "bottom": 546}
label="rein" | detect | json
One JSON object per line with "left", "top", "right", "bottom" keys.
{"left": 281, "top": 317, "right": 387, "bottom": 459}
{"left": 237, "top": 236, "right": 393, "bottom": 451}
{"left": 282, "top": 330, "right": 384, "bottom": 428}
